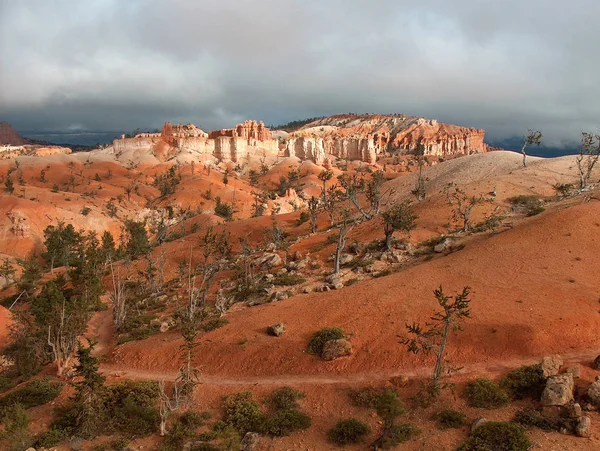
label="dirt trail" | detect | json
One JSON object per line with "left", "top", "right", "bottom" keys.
{"left": 86, "top": 295, "right": 115, "bottom": 358}
{"left": 100, "top": 349, "right": 599, "bottom": 386}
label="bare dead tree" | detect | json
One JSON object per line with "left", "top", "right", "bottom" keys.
{"left": 47, "top": 299, "right": 79, "bottom": 377}
{"left": 338, "top": 171, "right": 372, "bottom": 220}
{"left": 158, "top": 379, "right": 180, "bottom": 437}
{"left": 520, "top": 129, "right": 542, "bottom": 168}
{"left": 333, "top": 207, "right": 360, "bottom": 275}
{"left": 576, "top": 132, "right": 600, "bottom": 189}
{"left": 443, "top": 183, "right": 491, "bottom": 232}
{"left": 307, "top": 196, "right": 320, "bottom": 234}
{"left": 109, "top": 260, "right": 127, "bottom": 331}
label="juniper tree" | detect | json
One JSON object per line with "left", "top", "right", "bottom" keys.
{"left": 576, "top": 132, "right": 600, "bottom": 189}
{"left": 402, "top": 286, "right": 471, "bottom": 395}
{"left": 520, "top": 129, "right": 542, "bottom": 168}
{"left": 443, "top": 183, "right": 490, "bottom": 232}
{"left": 307, "top": 196, "right": 320, "bottom": 234}
{"left": 318, "top": 167, "right": 334, "bottom": 201}
{"left": 381, "top": 201, "right": 418, "bottom": 251}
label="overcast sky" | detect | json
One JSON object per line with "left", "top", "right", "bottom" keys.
{"left": 1, "top": 0, "right": 598, "bottom": 147}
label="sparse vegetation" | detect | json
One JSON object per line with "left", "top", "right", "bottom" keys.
{"left": 458, "top": 421, "right": 531, "bottom": 451}
{"left": 307, "top": 327, "right": 345, "bottom": 357}
{"left": 328, "top": 418, "right": 371, "bottom": 446}
{"left": 433, "top": 409, "right": 467, "bottom": 429}
{"left": 500, "top": 364, "right": 546, "bottom": 400}
{"left": 463, "top": 378, "right": 510, "bottom": 408}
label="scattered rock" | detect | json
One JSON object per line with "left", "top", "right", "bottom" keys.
{"left": 541, "top": 406, "right": 562, "bottom": 418}
{"left": 434, "top": 238, "right": 454, "bottom": 253}
{"left": 276, "top": 267, "right": 288, "bottom": 276}
{"left": 592, "top": 355, "right": 600, "bottom": 370}
{"left": 264, "top": 273, "right": 274, "bottom": 281}
{"left": 267, "top": 323, "right": 286, "bottom": 337}
{"left": 25, "top": 448, "right": 36, "bottom": 451}
{"left": 321, "top": 339, "right": 352, "bottom": 361}
{"left": 302, "top": 286, "right": 312, "bottom": 294}
{"left": 241, "top": 431, "right": 260, "bottom": 450}
{"left": 541, "top": 373, "right": 574, "bottom": 406}
{"left": 564, "top": 403, "right": 582, "bottom": 419}
{"left": 159, "top": 322, "right": 170, "bottom": 333}
{"left": 541, "top": 355, "right": 564, "bottom": 377}
{"left": 586, "top": 379, "right": 600, "bottom": 407}
{"left": 317, "top": 284, "right": 331, "bottom": 292}
{"left": 339, "top": 254, "right": 354, "bottom": 265}
{"left": 575, "top": 416, "right": 591, "bottom": 438}
{"left": 470, "top": 417, "right": 488, "bottom": 434}
{"left": 259, "top": 253, "right": 282, "bottom": 268}
{"left": 330, "top": 280, "right": 344, "bottom": 290}
{"left": 271, "top": 291, "right": 288, "bottom": 301}
{"left": 565, "top": 365, "right": 581, "bottom": 379}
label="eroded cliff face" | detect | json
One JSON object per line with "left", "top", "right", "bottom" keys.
{"left": 110, "top": 115, "right": 488, "bottom": 166}
{"left": 112, "top": 121, "right": 278, "bottom": 164}
{"left": 289, "top": 114, "right": 488, "bottom": 162}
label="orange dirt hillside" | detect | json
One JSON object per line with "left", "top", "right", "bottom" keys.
{"left": 109, "top": 200, "right": 600, "bottom": 379}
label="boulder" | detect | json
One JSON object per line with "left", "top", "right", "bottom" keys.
{"left": 592, "top": 355, "right": 600, "bottom": 370}
{"left": 541, "top": 373, "right": 574, "bottom": 406}
{"left": 241, "top": 432, "right": 260, "bottom": 450}
{"left": 565, "top": 365, "right": 581, "bottom": 379}
{"left": 470, "top": 417, "right": 488, "bottom": 434}
{"left": 541, "top": 355, "right": 563, "bottom": 377}
{"left": 339, "top": 254, "right": 354, "bottom": 265}
{"left": 321, "top": 339, "right": 352, "bottom": 361}
{"left": 564, "top": 403, "right": 582, "bottom": 419}
{"left": 586, "top": 380, "right": 600, "bottom": 407}
{"left": 575, "top": 416, "right": 591, "bottom": 438}
{"left": 434, "top": 238, "right": 454, "bottom": 253}
{"left": 267, "top": 323, "right": 286, "bottom": 337}
{"left": 259, "top": 253, "right": 282, "bottom": 268}
{"left": 330, "top": 280, "right": 344, "bottom": 290}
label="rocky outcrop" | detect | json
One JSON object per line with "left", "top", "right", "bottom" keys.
{"left": 0, "top": 122, "right": 27, "bottom": 146}
{"left": 287, "top": 114, "right": 488, "bottom": 163}
{"left": 0, "top": 145, "right": 71, "bottom": 160}
{"left": 209, "top": 120, "right": 272, "bottom": 142}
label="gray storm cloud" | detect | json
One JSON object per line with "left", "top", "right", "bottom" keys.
{"left": 1, "top": 0, "right": 599, "bottom": 147}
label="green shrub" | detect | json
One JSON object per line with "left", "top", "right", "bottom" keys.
{"left": 201, "top": 318, "right": 229, "bottom": 332}
{"left": 374, "top": 389, "right": 404, "bottom": 422}
{"left": 272, "top": 273, "right": 306, "bottom": 286}
{"left": 458, "top": 422, "right": 532, "bottom": 451}
{"left": 463, "top": 378, "right": 510, "bottom": 409}
{"left": 296, "top": 211, "right": 310, "bottom": 226}
{"left": 328, "top": 418, "right": 371, "bottom": 446}
{"left": 214, "top": 197, "right": 233, "bottom": 220}
{"left": 268, "top": 386, "right": 305, "bottom": 410}
{"left": 101, "top": 380, "right": 160, "bottom": 436}
{"left": 263, "top": 409, "right": 311, "bottom": 436}
{"left": 513, "top": 409, "right": 576, "bottom": 433}
{"left": 500, "top": 364, "right": 546, "bottom": 400}
{"left": 0, "top": 378, "right": 63, "bottom": 412}
{"left": 433, "top": 409, "right": 467, "bottom": 429}
{"left": 307, "top": 327, "right": 345, "bottom": 356}
{"left": 160, "top": 411, "right": 207, "bottom": 451}
{"left": 507, "top": 195, "right": 544, "bottom": 216}
{"left": 375, "top": 423, "right": 421, "bottom": 449}
{"left": 34, "top": 428, "right": 67, "bottom": 448}
{"left": 348, "top": 387, "right": 382, "bottom": 408}
{"left": 222, "top": 392, "right": 265, "bottom": 435}
{"left": 0, "top": 375, "right": 14, "bottom": 394}
{"left": 190, "top": 444, "right": 220, "bottom": 451}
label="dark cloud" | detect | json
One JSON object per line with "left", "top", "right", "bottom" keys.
{"left": 1, "top": 0, "right": 598, "bottom": 147}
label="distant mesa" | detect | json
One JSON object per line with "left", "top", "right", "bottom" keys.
{"left": 112, "top": 114, "right": 489, "bottom": 165}
{"left": 0, "top": 122, "right": 28, "bottom": 146}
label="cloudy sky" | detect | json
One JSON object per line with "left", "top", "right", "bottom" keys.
{"left": 1, "top": 0, "right": 598, "bottom": 148}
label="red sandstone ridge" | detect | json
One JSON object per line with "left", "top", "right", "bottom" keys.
{"left": 208, "top": 120, "right": 271, "bottom": 143}
{"left": 290, "top": 114, "right": 488, "bottom": 158}
{"left": 0, "top": 122, "right": 28, "bottom": 146}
